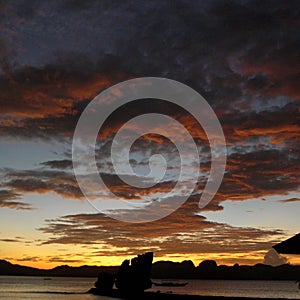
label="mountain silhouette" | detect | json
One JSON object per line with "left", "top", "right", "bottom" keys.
{"left": 1, "top": 259, "right": 300, "bottom": 280}
{"left": 0, "top": 260, "right": 117, "bottom": 277}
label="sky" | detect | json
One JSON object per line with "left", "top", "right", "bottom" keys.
{"left": 0, "top": 0, "right": 299, "bottom": 269}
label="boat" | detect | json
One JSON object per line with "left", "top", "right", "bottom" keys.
{"left": 152, "top": 281, "right": 188, "bottom": 287}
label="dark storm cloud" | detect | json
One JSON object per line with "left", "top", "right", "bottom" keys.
{"left": 0, "top": 62, "right": 126, "bottom": 141}
{"left": 0, "top": 0, "right": 299, "bottom": 266}
{"left": 1, "top": 0, "right": 299, "bottom": 100}
{"left": 0, "top": 0, "right": 298, "bottom": 145}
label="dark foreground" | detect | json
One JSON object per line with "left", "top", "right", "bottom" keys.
{"left": 88, "top": 288, "right": 300, "bottom": 300}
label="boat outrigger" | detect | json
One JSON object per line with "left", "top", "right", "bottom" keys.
{"left": 152, "top": 281, "right": 188, "bottom": 287}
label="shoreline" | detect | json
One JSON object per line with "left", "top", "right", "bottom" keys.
{"left": 0, "top": 274, "right": 298, "bottom": 281}
{"left": 88, "top": 288, "right": 300, "bottom": 300}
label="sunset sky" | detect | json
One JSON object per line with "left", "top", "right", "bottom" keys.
{"left": 0, "top": 0, "right": 299, "bottom": 269}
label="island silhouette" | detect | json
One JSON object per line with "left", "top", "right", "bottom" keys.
{"left": 1, "top": 256, "right": 300, "bottom": 280}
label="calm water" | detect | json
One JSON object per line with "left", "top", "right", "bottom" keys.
{"left": 0, "top": 276, "right": 300, "bottom": 299}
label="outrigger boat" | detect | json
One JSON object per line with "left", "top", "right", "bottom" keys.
{"left": 152, "top": 281, "right": 188, "bottom": 287}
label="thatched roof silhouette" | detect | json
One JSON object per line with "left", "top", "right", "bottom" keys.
{"left": 273, "top": 233, "right": 300, "bottom": 254}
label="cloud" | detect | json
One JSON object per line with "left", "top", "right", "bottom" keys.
{"left": 200, "top": 145, "right": 300, "bottom": 213}
{"left": 0, "top": 2, "right": 298, "bottom": 202}
{"left": 277, "top": 198, "right": 300, "bottom": 203}
{"left": 0, "top": 189, "right": 32, "bottom": 210}
{"left": 0, "top": 65, "right": 117, "bottom": 118}
{"left": 5, "top": 169, "right": 83, "bottom": 199}
{"left": 222, "top": 102, "right": 300, "bottom": 144}
{"left": 15, "top": 256, "right": 40, "bottom": 262}
{"left": 1, "top": 135, "right": 299, "bottom": 212}
{"left": 47, "top": 257, "right": 84, "bottom": 264}
{"left": 0, "top": 0, "right": 298, "bottom": 138}
{"left": 0, "top": 1, "right": 298, "bottom": 264}
{"left": 1, "top": 166, "right": 179, "bottom": 202}
{"left": 40, "top": 159, "right": 73, "bottom": 170}
{"left": 263, "top": 248, "right": 288, "bottom": 266}
{"left": 38, "top": 194, "right": 285, "bottom": 260}
{"left": 0, "top": 238, "right": 22, "bottom": 243}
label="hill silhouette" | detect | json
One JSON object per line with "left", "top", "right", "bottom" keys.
{"left": 0, "top": 259, "right": 117, "bottom": 277}
{"left": 1, "top": 259, "right": 300, "bottom": 280}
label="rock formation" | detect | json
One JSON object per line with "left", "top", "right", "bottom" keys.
{"left": 115, "top": 252, "right": 153, "bottom": 294}
{"left": 89, "top": 252, "right": 153, "bottom": 296}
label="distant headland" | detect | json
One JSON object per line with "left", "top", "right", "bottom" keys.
{"left": 1, "top": 259, "right": 300, "bottom": 280}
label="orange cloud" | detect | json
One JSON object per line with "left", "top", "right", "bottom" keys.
{"left": 0, "top": 67, "right": 126, "bottom": 119}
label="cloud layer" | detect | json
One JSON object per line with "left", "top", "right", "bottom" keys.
{"left": 0, "top": 0, "right": 299, "bottom": 264}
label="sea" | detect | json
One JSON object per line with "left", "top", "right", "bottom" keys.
{"left": 0, "top": 276, "right": 300, "bottom": 299}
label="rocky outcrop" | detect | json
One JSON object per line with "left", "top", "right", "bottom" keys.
{"left": 94, "top": 272, "right": 116, "bottom": 292}
{"left": 115, "top": 252, "right": 153, "bottom": 294}
{"left": 89, "top": 252, "right": 153, "bottom": 296}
